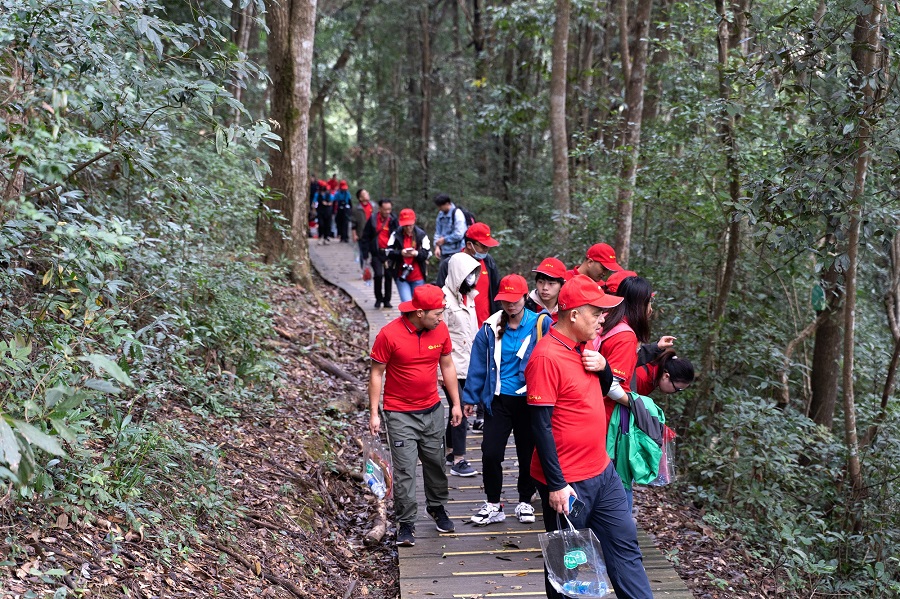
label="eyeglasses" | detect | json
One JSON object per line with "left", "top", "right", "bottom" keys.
{"left": 665, "top": 372, "right": 687, "bottom": 393}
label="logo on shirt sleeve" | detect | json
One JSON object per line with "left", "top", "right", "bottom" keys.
{"left": 527, "top": 394, "right": 542, "bottom": 402}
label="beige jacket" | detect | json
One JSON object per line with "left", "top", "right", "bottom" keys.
{"left": 442, "top": 253, "right": 481, "bottom": 378}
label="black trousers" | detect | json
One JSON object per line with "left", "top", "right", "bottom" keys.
{"left": 482, "top": 393, "right": 536, "bottom": 504}
{"left": 335, "top": 206, "right": 351, "bottom": 242}
{"left": 443, "top": 378, "right": 467, "bottom": 457}
{"left": 317, "top": 204, "right": 333, "bottom": 239}
{"left": 371, "top": 253, "right": 392, "bottom": 304}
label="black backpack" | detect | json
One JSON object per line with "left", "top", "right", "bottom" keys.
{"left": 453, "top": 206, "right": 477, "bottom": 228}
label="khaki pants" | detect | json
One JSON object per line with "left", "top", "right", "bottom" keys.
{"left": 384, "top": 407, "right": 449, "bottom": 525}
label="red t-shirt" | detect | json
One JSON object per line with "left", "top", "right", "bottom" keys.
{"left": 370, "top": 316, "right": 451, "bottom": 412}
{"left": 599, "top": 325, "right": 638, "bottom": 421}
{"left": 361, "top": 202, "right": 373, "bottom": 221}
{"left": 565, "top": 267, "right": 604, "bottom": 287}
{"left": 474, "top": 259, "right": 490, "bottom": 325}
{"left": 525, "top": 329, "right": 610, "bottom": 485}
{"left": 376, "top": 214, "right": 392, "bottom": 249}
{"left": 635, "top": 363, "right": 657, "bottom": 396}
{"left": 402, "top": 235, "right": 424, "bottom": 282}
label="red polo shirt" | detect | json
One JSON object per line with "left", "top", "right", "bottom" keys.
{"left": 376, "top": 213, "right": 392, "bottom": 249}
{"left": 402, "top": 234, "right": 424, "bottom": 282}
{"left": 525, "top": 329, "right": 610, "bottom": 485}
{"left": 361, "top": 202, "right": 373, "bottom": 221}
{"left": 474, "top": 259, "right": 490, "bottom": 325}
{"left": 635, "top": 363, "right": 656, "bottom": 396}
{"left": 370, "top": 316, "right": 452, "bottom": 412}
{"left": 599, "top": 323, "right": 638, "bottom": 422}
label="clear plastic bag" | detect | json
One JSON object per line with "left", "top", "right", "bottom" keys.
{"left": 538, "top": 513, "right": 614, "bottom": 598}
{"left": 649, "top": 425, "right": 677, "bottom": 486}
{"left": 361, "top": 433, "right": 393, "bottom": 499}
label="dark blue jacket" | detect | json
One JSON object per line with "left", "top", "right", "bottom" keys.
{"left": 462, "top": 309, "right": 552, "bottom": 415}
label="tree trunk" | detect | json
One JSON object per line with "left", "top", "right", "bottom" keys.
{"left": 682, "top": 0, "right": 747, "bottom": 426}
{"left": 257, "top": 0, "right": 318, "bottom": 284}
{"left": 641, "top": 0, "right": 671, "bottom": 124}
{"left": 308, "top": 0, "right": 377, "bottom": 124}
{"left": 612, "top": 0, "right": 653, "bottom": 267}
{"left": 550, "top": 0, "right": 571, "bottom": 234}
{"left": 418, "top": 3, "right": 433, "bottom": 202}
{"left": 809, "top": 261, "right": 843, "bottom": 428}
{"left": 1, "top": 54, "right": 28, "bottom": 219}
{"left": 229, "top": 2, "right": 257, "bottom": 125}
{"left": 843, "top": 0, "right": 884, "bottom": 497}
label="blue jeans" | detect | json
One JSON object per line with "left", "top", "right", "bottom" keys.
{"left": 395, "top": 278, "right": 425, "bottom": 303}
{"left": 535, "top": 462, "right": 653, "bottom": 599}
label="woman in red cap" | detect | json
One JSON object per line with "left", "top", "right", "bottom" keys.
{"left": 462, "top": 274, "right": 552, "bottom": 526}
{"left": 385, "top": 208, "right": 431, "bottom": 303}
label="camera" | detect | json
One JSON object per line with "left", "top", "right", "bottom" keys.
{"left": 398, "top": 263, "right": 414, "bottom": 281}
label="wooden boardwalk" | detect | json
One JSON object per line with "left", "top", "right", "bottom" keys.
{"left": 309, "top": 239, "right": 693, "bottom": 599}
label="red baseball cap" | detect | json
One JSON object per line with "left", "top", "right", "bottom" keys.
{"left": 494, "top": 274, "right": 529, "bottom": 302}
{"left": 532, "top": 257, "right": 568, "bottom": 281}
{"left": 604, "top": 270, "right": 638, "bottom": 294}
{"left": 558, "top": 274, "right": 623, "bottom": 311}
{"left": 398, "top": 284, "right": 446, "bottom": 313}
{"left": 465, "top": 222, "right": 500, "bottom": 247}
{"left": 586, "top": 243, "right": 622, "bottom": 271}
{"left": 398, "top": 208, "right": 416, "bottom": 226}
{"left": 339, "top": 180, "right": 349, "bottom": 190}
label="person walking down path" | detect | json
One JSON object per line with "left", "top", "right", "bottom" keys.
{"left": 316, "top": 183, "right": 335, "bottom": 244}
{"left": 351, "top": 189, "right": 374, "bottom": 270}
{"left": 362, "top": 199, "right": 398, "bottom": 309}
{"left": 440, "top": 252, "right": 482, "bottom": 478}
{"left": 368, "top": 285, "right": 463, "bottom": 547}
{"left": 463, "top": 274, "right": 552, "bottom": 526}
{"left": 334, "top": 180, "right": 353, "bottom": 243}
{"left": 525, "top": 274, "right": 654, "bottom": 599}
{"left": 432, "top": 194, "right": 468, "bottom": 259}
{"left": 386, "top": 208, "right": 431, "bottom": 303}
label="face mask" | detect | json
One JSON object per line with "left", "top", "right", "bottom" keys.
{"left": 465, "top": 273, "right": 478, "bottom": 286}
{"left": 473, "top": 251, "right": 488, "bottom": 261}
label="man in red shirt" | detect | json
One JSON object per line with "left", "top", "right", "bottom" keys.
{"left": 525, "top": 275, "right": 653, "bottom": 599}
{"left": 566, "top": 243, "right": 623, "bottom": 285}
{"left": 369, "top": 285, "right": 463, "bottom": 547}
{"left": 362, "top": 199, "right": 398, "bottom": 309}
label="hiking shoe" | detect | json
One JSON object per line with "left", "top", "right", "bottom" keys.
{"left": 427, "top": 506, "right": 455, "bottom": 533}
{"left": 374, "top": 301, "right": 382, "bottom": 309}
{"left": 515, "top": 502, "right": 536, "bottom": 524}
{"left": 396, "top": 522, "right": 416, "bottom": 547}
{"left": 450, "top": 459, "right": 477, "bottom": 477}
{"left": 383, "top": 302, "right": 392, "bottom": 309}
{"left": 446, "top": 453, "right": 455, "bottom": 466}
{"left": 471, "top": 502, "right": 505, "bottom": 526}
{"left": 471, "top": 419, "right": 484, "bottom": 433}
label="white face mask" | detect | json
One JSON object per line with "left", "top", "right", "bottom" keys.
{"left": 465, "top": 273, "right": 478, "bottom": 286}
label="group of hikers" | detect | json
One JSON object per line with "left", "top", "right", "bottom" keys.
{"left": 356, "top": 189, "right": 696, "bottom": 599}
{"left": 309, "top": 175, "right": 354, "bottom": 244}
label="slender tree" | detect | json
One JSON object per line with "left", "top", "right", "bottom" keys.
{"left": 550, "top": 0, "right": 571, "bottom": 234}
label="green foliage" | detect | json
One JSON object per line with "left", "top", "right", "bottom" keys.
{"left": 0, "top": 0, "right": 277, "bottom": 558}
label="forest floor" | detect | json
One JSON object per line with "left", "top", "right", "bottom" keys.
{"left": 2, "top": 273, "right": 779, "bottom": 599}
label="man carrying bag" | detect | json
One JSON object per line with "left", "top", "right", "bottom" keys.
{"left": 526, "top": 275, "right": 654, "bottom": 599}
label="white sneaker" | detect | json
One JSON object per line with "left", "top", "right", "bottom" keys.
{"left": 470, "top": 502, "right": 505, "bottom": 526}
{"left": 515, "top": 502, "right": 536, "bottom": 523}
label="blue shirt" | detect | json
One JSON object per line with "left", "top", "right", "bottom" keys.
{"left": 434, "top": 204, "right": 467, "bottom": 256}
{"left": 499, "top": 309, "right": 539, "bottom": 396}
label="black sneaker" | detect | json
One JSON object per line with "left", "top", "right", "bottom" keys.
{"left": 383, "top": 302, "right": 392, "bottom": 309}
{"left": 446, "top": 453, "right": 454, "bottom": 466}
{"left": 472, "top": 419, "right": 484, "bottom": 433}
{"left": 396, "top": 522, "right": 416, "bottom": 546}
{"left": 374, "top": 301, "right": 382, "bottom": 309}
{"left": 427, "top": 506, "right": 455, "bottom": 533}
